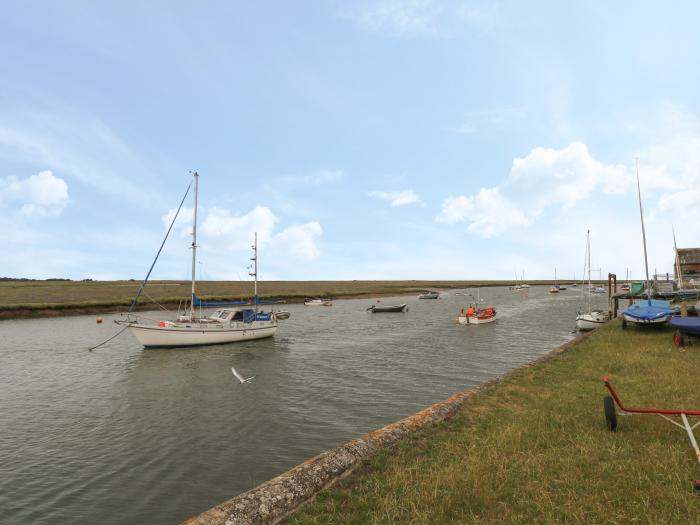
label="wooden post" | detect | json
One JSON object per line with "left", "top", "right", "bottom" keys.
{"left": 608, "top": 273, "right": 617, "bottom": 318}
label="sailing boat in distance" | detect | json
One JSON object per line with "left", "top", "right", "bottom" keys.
{"left": 549, "top": 268, "right": 560, "bottom": 293}
{"left": 117, "top": 172, "right": 283, "bottom": 348}
{"left": 576, "top": 230, "right": 608, "bottom": 330}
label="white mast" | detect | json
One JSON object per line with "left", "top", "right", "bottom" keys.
{"left": 587, "top": 230, "right": 592, "bottom": 312}
{"left": 190, "top": 171, "right": 199, "bottom": 317}
{"left": 673, "top": 226, "right": 682, "bottom": 288}
{"left": 249, "top": 232, "right": 258, "bottom": 311}
{"left": 635, "top": 161, "right": 651, "bottom": 300}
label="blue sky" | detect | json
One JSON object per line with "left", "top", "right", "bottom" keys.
{"left": 1, "top": 1, "right": 699, "bottom": 281}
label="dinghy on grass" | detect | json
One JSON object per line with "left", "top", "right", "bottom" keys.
{"left": 622, "top": 162, "right": 673, "bottom": 329}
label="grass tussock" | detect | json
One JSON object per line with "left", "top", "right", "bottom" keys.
{"left": 288, "top": 321, "right": 700, "bottom": 524}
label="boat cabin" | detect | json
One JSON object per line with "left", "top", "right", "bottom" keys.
{"left": 208, "top": 308, "right": 272, "bottom": 323}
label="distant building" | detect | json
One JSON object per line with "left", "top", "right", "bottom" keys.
{"left": 676, "top": 248, "right": 700, "bottom": 281}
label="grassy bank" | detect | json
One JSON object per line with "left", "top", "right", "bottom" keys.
{"left": 288, "top": 321, "right": 700, "bottom": 524}
{"left": 0, "top": 279, "right": 556, "bottom": 320}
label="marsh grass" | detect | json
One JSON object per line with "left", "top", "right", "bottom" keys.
{"left": 288, "top": 321, "right": 700, "bottom": 524}
{"left": 0, "top": 280, "right": 537, "bottom": 311}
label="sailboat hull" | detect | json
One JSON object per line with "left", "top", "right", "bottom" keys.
{"left": 576, "top": 311, "right": 607, "bottom": 331}
{"left": 123, "top": 321, "right": 277, "bottom": 348}
{"left": 622, "top": 313, "right": 672, "bottom": 325}
{"left": 458, "top": 313, "right": 497, "bottom": 325}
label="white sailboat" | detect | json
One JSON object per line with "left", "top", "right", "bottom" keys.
{"left": 576, "top": 230, "right": 608, "bottom": 331}
{"left": 117, "top": 172, "right": 280, "bottom": 348}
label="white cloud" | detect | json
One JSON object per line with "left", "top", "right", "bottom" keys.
{"left": 200, "top": 206, "right": 279, "bottom": 249}
{"left": 0, "top": 108, "right": 157, "bottom": 204}
{"left": 271, "top": 222, "right": 323, "bottom": 261}
{"left": 436, "top": 187, "right": 529, "bottom": 237}
{"left": 435, "top": 138, "right": 691, "bottom": 238}
{"left": 160, "top": 204, "right": 324, "bottom": 261}
{"left": 368, "top": 189, "right": 422, "bottom": 206}
{"left": 0, "top": 170, "right": 69, "bottom": 217}
{"left": 342, "top": 0, "right": 498, "bottom": 38}
{"left": 509, "top": 142, "right": 632, "bottom": 215}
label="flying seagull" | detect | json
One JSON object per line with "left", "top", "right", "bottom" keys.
{"left": 231, "top": 367, "right": 254, "bottom": 384}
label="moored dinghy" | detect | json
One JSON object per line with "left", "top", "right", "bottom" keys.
{"left": 366, "top": 303, "right": 408, "bottom": 313}
{"left": 304, "top": 298, "right": 332, "bottom": 306}
{"left": 418, "top": 291, "right": 440, "bottom": 299}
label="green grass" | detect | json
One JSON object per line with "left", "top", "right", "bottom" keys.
{"left": 288, "top": 321, "right": 700, "bottom": 524}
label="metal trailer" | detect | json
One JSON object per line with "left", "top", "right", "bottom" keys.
{"left": 602, "top": 377, "right": 700, "bottom": 491}
{"left": 671, "top": 316, "right": 700, "bottom": 347}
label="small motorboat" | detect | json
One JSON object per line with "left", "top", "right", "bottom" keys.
{"left": 592, "top": 287, "right": 606, "bottom": 294}
{"left": 366, "top": 303, "right": 407, "bottom": 313}
{"left": 549, "top": 286, "right": 559, "bottom": 294}
{"left": 671, "top": 316, "right": 700, "bottom": 347}
{"left": 457, "top": 306, "right": 497, "bottom": 325}
{"left": 418, "top": 291, "right": 440, "bottom": 299}
{"left": 304, "top": 298, "right": 332, "bottom": 306}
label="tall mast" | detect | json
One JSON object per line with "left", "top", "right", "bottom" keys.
{"left": 587, "top": 230, "right": 591, "bottom": 313}
{"left": 673, "top": 226, "right": 682, "bottom": 287}
{"left": 190, "top": 171, "right": 199, "bottom": 316}
{"left": 249, "top": 232, "right": 258, "bottom": 310}
{"left": 635, "top": 160, "right": 651, "bottom": 301}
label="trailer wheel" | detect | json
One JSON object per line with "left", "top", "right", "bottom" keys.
{"left": 674, "top": 331, "right": 686, "bottom": 347}
{"left": 621, "top": 318, "right": 627, "bottom": 330}
{"left": 604, "top": 396, "right": 617, "bottom": 432}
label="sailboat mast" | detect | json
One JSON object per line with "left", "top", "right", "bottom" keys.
{"left": 190, "top": 171, "right": 199, "bottom": 316}
{"left": 587, "top": 230, "right": 592, "bottom": 313}
{"left": 635, "top": 161, "right": 651, "bottom": 300}
{"left": 673, "top": 226, "right": 682, "bottom": 287}
{"left": 250, "top": 232, "right": 258, "bottom": 311}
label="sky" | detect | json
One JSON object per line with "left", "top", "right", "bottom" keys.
{"left": 1, "top": 1, "right": 699, "bottom": 281}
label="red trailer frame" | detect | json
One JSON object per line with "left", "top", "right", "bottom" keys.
{"left": 603, "top": 377, "right": 700, "bottom": 490}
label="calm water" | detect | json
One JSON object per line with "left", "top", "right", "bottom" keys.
{"left": 0, "top": 286, "right": 606, "bottom": 525}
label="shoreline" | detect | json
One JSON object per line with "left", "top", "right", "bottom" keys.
{"left": 180, "top": 329, "right": 596, "bottom": 525}
{"left": 0, "top": 280, "right": 570, "bottom": 321}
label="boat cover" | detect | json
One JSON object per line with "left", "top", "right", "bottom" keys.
{"left": 623, "top": 299, "right": 674, "bottom": 322}
{"left": 670, "top": 316, "right": 700, "bottom": 336}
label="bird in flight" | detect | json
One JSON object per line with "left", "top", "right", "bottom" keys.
{"left": 231, "top": 367, "right": 254, "bottom": 384}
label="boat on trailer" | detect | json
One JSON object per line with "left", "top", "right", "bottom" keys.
{"left": 116, "top": 172, "right": 283, "bottom": 348}
{"left": 622, "top": 164, "right": 674, "bottom": 329}
{"left": 671, "top": 316, "right": 700, "bottom": 347}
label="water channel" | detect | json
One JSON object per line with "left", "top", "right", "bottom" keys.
{"left": 0, "top": 286, "right": 607, "bottom": 524}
